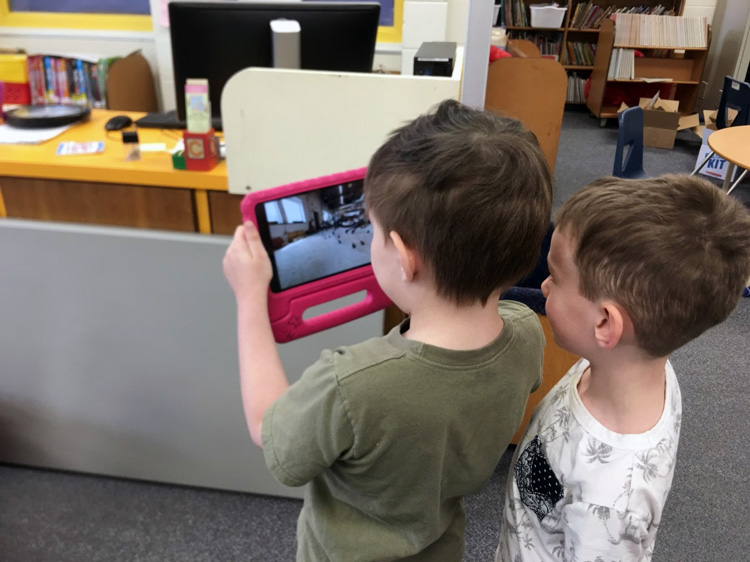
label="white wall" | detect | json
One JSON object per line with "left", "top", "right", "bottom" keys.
{"left": 683, "top": 0, "right": 717, "bottom": 24}
{"left": 692, "top": 0, "right": 750, "bottom": 111}
{"left": 398, "top": 0, "right": 471, "bottom": 75}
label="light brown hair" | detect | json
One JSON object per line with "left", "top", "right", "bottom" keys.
{"left": 556, "top": 174, "right": 750, "bottom": 357}
{"left": 365, "top": 99, "right": 553, "bottom": 305}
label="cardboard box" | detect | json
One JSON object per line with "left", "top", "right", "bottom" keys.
{"left": 691, "top": 107, "right": 738, "bottom": 138}
{"left": 642, "top": 104, "right": 680, "bottom": 149}
{"left": 617, "top": 94, "right": 700, "bottom": 150}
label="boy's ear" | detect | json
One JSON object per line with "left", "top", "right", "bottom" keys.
{"left": 594, "top": 301, "right": 629, "bottom": 350}
{"left": 390, "top": 231, "right": 418, "bottom": 282}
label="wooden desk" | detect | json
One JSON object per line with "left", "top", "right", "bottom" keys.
{"left": 707, "top": 125, "right": 750, "bottom": 193}
{"left": 0, "top": 110, "right": 245, "bottom": 234}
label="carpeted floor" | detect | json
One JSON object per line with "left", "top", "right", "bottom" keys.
{"left": 2, "top": 108, "right": 749, "bottom": 562}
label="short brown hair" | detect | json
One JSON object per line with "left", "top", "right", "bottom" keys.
{"left": 365, "top": 99, "right": 553, "bottom": 305}
{"left": 556, "top": 174, "right": 750, "bottom": 357}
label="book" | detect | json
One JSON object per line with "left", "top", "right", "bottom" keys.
{"left": 614, "top": 14, "right": 707, "bottom": 48}
{"left": 27, "top": 55, "right": 46, "bottom": 105}
{"left": 43, "top": 57, "right": 58, "bottom": 104}
{"left": 25, "top": 53, "right": 114, "bottom": 108}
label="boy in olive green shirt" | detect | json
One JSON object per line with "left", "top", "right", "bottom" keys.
{"left": 223, "top": 100, "right": 554, "bottom": 561}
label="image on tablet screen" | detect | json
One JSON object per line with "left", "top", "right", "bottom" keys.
{"left": 260, "top": 179, "right": 372, "bottom": 291}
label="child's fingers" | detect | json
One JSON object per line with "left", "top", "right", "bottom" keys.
{"left": 243, "top": 220, "right": 258, "bottom": 238}
{"left": 243, "top": 221, "right": 263, "bottom": 252}
{"left": 225, "top": 225, "right": 247, "bottom": 258}
{"left": 233, "top": 225, "right": 246, "bottom": 244}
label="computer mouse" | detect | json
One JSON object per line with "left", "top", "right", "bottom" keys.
{"left": 104, "top": 115, "right": 133, "bottom": 131}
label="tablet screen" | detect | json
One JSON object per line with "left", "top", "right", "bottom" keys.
{"left": 255, "top": 178, "right": 372, "bottom": 292}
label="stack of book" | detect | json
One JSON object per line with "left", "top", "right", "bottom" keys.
{"left": 563, "top": 41, "right": 597, "bottom": 66}
{"left": 613, "top": 14, "right": 707, "bottom": 48}
{"left": 607, "top": 48, "right": 635, "bottom": 80}
{"left": 504, "top": 0, "right": 529, "bottom": 27}
{"left": 570, "top": 2, "right": 673, "bottom": 30}
{"left": 26, "top": 54, "right": 119, "bottom": 108}
{"left": 495, "top": 0, "right": 507, "bottom": 27}
{"left": 566, "top": 73, "right": 587, "bottom": 103}
{"left": 509, "top": 31, "right": 561, "bottom": 57}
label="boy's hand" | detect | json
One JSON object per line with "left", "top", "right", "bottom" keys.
{"left": 224, "top": 222, "right": 288, "bottom": 449}
{"left": 223, "top": 221, "right": 273, "bottom": 303}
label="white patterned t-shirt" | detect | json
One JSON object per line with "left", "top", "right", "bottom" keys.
{"left": 496, "top": 359, "right": 681, "bottom": 562}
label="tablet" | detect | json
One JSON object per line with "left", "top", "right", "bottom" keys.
{"left": 241, "top": 168, "right": 392, "bottom": 342}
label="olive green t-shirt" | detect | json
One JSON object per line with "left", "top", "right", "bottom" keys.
{"left": 262, "top": 300, "right": 544, "bottom": 562}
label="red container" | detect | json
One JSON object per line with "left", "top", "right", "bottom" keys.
{"left": 3, "top": 81, "right": 31, "bottom": 105}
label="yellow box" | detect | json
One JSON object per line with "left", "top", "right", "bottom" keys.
{"left": 0, "top": 54, "right": 29, "bottom": 83}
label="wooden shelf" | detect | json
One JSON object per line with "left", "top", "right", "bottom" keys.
{"left": 586, "top": 15, "right": 710, "bottom": 120}
{"left": 599, "top": 105, "right": 621, "bottom": 118}
{"left": 614, "top": 44, "right": 708, "bottom": 50}
{"left": 607, "top": 79, "right": 699, "bottom": 84}
{"left": 501, "top": 0, "right": 690, "bottom": 112}
{"left": 506, "top": 26, "right": 565, "bottom": 32}
{"left": 597, "top": 104, "right": 696, "bottom": 118}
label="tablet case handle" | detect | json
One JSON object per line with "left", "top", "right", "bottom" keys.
{"left": 272, "top": 273, "right": 392, "bottom": 343}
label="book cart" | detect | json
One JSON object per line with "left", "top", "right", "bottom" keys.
{"left": 586, "top": 15, "right": 710, "bottom": 125}
{"left": 500, "top": 1, "right": 687, "bottom": 104}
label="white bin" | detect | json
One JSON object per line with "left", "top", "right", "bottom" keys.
{"left": 530, "top": 4, "right": 567, "bottom": 28}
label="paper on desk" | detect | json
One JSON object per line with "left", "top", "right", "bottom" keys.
{"left": 0, "top": 123, "right": 73, "bottom": 145}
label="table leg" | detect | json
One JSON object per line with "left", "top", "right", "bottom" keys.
{"left": 727, "top": 168, "right": 749, "bottom": 196}
{"left": 194, "top": 190, "right": 212, "bottom": 234}
{"left": 722, "top": 163, "right": 736, "bottom": 192}
{"left": 0, "top": 187, "right": 6, "bottom": 218}
{"left": 692, "top": 151, "right": 714, "bottom": 176}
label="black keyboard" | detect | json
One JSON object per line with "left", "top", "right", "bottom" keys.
{"left": 135, "top": 110, "right": 223, "bottom": 132}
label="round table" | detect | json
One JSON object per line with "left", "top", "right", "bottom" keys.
{"left": 707, "top": 125, "right": 750, "bottom": 193}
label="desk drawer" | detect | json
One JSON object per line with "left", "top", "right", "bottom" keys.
{"left": 208, "top": 191, "right": 244, "bottom": 235}
{"left": 0, "top": 177, "right": 197, "bottom": 232}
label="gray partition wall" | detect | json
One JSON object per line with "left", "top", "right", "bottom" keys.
{"left": 0, "top": 220, "right": 383, "bottom": 498}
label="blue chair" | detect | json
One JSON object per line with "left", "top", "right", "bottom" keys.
{"left": 613, "top": 106, "right": 647, "bottom": 179}
{"left": 716, "top": 75, "right": 750, "bottom": 129}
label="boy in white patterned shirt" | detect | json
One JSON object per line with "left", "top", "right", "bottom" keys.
{"left": 496, "top": 174, "right": 750, "bottom": 562}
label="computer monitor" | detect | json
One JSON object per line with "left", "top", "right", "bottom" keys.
{"left": 168, "top": 1, "right": 380, "bottom": 123}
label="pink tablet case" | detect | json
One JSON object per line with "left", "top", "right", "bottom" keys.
{"left": 241, "top": 168, "right": 392, "bottom": 343}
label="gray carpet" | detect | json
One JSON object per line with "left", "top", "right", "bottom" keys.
{"left": 2, "top": 108, "right": 749, "bottom": 561}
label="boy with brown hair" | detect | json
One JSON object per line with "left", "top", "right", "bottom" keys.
{"left": 497, "top": 174, "right": 750, "bottom": 562}
{"left": 223, "top": 99, "right": 553, "bottom": 561}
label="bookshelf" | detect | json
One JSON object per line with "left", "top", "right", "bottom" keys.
{"left": 586, "top": 16, "right": 710, "bottom": 122}
{"left": 497, "top": 1, "right": 686, "bottom": 103}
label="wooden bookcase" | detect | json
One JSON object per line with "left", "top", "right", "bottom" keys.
{"left": 586, "top": 16, "right": 710, "bottom": 123}
{"left": 500, "top": 0, "right": 685, "bottom": 103}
